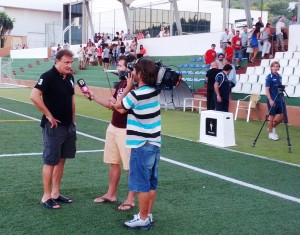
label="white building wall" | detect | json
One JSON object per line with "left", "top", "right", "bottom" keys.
{"left": 2, "top": 7, "right": 60, "bottom": 48}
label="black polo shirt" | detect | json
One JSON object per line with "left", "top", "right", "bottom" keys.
{"left": 34, "top": 66, "right": 75, "bottom": 128}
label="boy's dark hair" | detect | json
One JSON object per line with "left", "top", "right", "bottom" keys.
{"left": 134, "top": 58, "right": 158, "bottom": 87}
{"left": 118, "top": 54, "right": 136, "bottom": 67}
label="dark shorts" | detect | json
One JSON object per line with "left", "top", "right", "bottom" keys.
{"left": 42, "top": 122, "right": 77, "bottom": 166}
{"left": 128, "top": 143, "right": 160, "bottom": 192}
{"left": 103, "top": 58, "right": 109, "bottom": 63}
{"left": 267, "top": 102, "right": 283, "bottom": 116}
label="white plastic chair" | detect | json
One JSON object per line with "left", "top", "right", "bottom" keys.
{"left": 293, "top": 52, "right": 300, "bottom": 59}
{"left": 231, "top": 82, "right": 243, "bottom": 93}
{"left": 294, "top": 67, "right": 300, "bottom": 76}
{"left": 241, "top": 83, "right": 252, "bottom": 93}
{"left": 294, "top": 85, "right": 300, "bottom": 97}
{"left": 285, "top": 86, "right": 295, "bottom": 97}
{"left": 284, "top": 52, "right": 294, "bottom": 59}
{"left": 251, "top": 83, "right": 262, "bottom": 94}
{"left": 246, "top": 67, "right": 255, "bottom": 75}
{"left": 239, "top": 74, "right": 249, "bottom": 83}
{"left": 258, "top": 74, "right": 266, "bottom": 85}
{"left": 234, "top": 94, "right": 261, "bottom": 122}
{"left": 248, "top": 74, "right": 258, "bottom": 83}
{"left": 260, "top": 84, "right": 266, "bottom": 95}
{"left": 288, "top": 75, "right": 300, "bottom": 86}
{"left": 275, "top": 52, "right": 284, "bottom": 59}
{"left": 279, "top": 58, "right": 289, "bottom": 67}
{"left": 281, "top": 75, "right": 289, "bottom": 85}
{"left": 288, "top": 59, "right": 299, "bottom": 68}
{"left": 254, "top": 66, "right": 265, "bottom": 75}
{"left": 260, "top": 59, "right": 270, "bottom": 67}
{"left": 282, "top": 67, "right": 294, "bottom": 76}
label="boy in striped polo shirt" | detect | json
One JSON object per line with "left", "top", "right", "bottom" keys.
{"left": 112, "top": 58, "right": 161, "bottom": 230}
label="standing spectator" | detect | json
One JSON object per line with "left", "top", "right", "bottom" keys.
{"left": 289, "top": 15, "right": 298, "bottom": 25}
{"left": 105, "top": 36, "right": 112, "bottom": 46}
{"left": 249, "top": 27, "right": 260, "bottom": 63}
{"left": 224, "top": 59, "right": 237, "bottom": 89}
{"left": 215, "top": 53, "right": 225, "bottom": 69}
{"left": 124, "top": 29, "right": 134, "bottom": 41}
{"left": 86, "top": 55, "right": 136, "bottom": 211}
{"left": 102, "top": 44, "right": 110, "bottom": 70}
{"left": 265, "top": 61, "right": 283, "bottom": 141}
{"left": 255, "top": 17, "right": 264, "bottom": 30}
{"left": 276, "top": 17, "right": 286, "bottom": 52}
{"left": 112, "top": 58, "right": 161, "bottom": 230}
{"left": 93, "top": 33, "right": 98, "bottom": 43}
{"left": 203, "top": 44, "right": 217, "bottom": 71}
{"left": 240, "top": 27, "right": 249, "bottom": 58}
{"left": 30, "top": 49, "right": 76, "bottom": 209}
{"left": 77, "top": 44, "right": 85, "bottom": 69}
{"left": 220, "top": 28, "right": 229, "bottom": 54}
{"left": 57, "top": 44, "right": 61, "bottom": 52}
{"left": 228, "top": 28, "right": 235, "bottom": 43}
{"left": 145, "top": 31, "right": 151, "bottom": 38}
{"left": 214, "top": 64, "right": 233, "bottom": 112}
{"left": 205, "top": 62, "right": 221, "bottom": 110}
{"left": 119, "top": 41, "right": 126, "bottom": 56}
{"left": 232, "top": 30, "right": 242, "bottom": 69}
{"left": 261, "top": 23, "right": 272, "bottom": 58}
{"left": 225, "top": 41, "right": 234, "bottom": 63}
{"left": 63, "top": 40, "right": 70, "bottom": 49}
{"left": 137, "top": 31, "right": 144, "bottom": 40}
{"left": 97, "top": 44, "right": 103, "bottom": 66}
{"left": 157, "top": 26, "right": 165, "bottom": 37}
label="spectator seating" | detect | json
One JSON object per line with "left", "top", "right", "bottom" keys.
{"left": 232, "top": 51, "right": 300, "bottom": 97}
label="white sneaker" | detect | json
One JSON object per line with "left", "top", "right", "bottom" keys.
{"left": 124, "top": 213, "right": 151, "bottom": 230}
{"left": 272, "top": 128, "right": 279, "bottom": 139}
{"left": 268, "top": 133, "right": 279, "bottom": 141}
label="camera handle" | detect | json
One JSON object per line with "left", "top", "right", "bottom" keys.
{"left": 252, "top": 92, "right": 292, "bottom": 153}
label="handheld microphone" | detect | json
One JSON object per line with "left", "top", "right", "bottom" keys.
{"left": 77, "top": 78, "right": 91, "bottom": 101}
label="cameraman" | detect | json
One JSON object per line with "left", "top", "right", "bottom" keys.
{"left": 85, "top": 55, "right": 136, "bottom": 209}
{"left": 265, "top": 61, "right": 283, "bottom": 141}
{"left": 112, "top": 58, "right": 161, "bottom": 230}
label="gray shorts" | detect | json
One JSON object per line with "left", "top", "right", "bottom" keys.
{"left": 42, "top": 122, "right": 77, "bottom": 166}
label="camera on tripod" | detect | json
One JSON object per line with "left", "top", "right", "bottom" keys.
{"left": 278, "top": 84, "right": 286, "bottom": 93}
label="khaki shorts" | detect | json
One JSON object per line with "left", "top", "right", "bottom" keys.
{"left": 103, "top": 123, "right": 130, "bottom": 170}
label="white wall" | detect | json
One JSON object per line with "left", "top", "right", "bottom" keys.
{"left": 10, "top": 48, "right": 49, "bottom": 59}
{"left": 3, "top": 7, "right": 60, "bottom": 48}
{"left": 288, "top": 25, "right": 300, "bottom": 51}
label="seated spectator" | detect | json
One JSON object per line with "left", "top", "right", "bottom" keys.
{"left": 225, "top": 42, "right": 234, "bottom": 63}
{"left": 203, "top": 44, "right": 217, "bottom": 71}
{"left": 137, "top": 45, "right": 147, "bottom": 58}
{"left": 137, "top": 31, "right": 144, "bottom": 40}
{"left": 145, "top": 31, "right": 151, "bottom": 38}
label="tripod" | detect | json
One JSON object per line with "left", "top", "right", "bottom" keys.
{"left": 252, "top": 88, "right": 292, "bottom": 153}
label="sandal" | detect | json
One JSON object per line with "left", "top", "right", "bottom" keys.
{"left": 41, "top": 198, "right": 60, "bottom": 209}
{"left": 118, "top": 202, "right": 135, "bottom": 211}
{"left": 53, "top": 195, "right": 72, "bottom": 203}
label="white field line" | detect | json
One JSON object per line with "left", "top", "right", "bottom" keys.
{"left": 1, "top": 107, "right": 300, "bottom": 204}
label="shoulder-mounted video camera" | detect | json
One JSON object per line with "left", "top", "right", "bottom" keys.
{"left": 155, "top": 60, "right": 182, "bottom": 90}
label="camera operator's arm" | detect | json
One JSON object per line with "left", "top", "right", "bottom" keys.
{"left": 265, "top": 86, "right": 274, "bottom": 107}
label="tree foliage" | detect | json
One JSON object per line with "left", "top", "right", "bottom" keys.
{"left": 229, "top": 0, "right": 298, "bottom": 21}
{"left": 0, "top": 11, "right": 14, "bottom": 48}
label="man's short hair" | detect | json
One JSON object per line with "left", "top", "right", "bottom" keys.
{"left": 56, "top": 49, "right": 74, "bottom": 60}
{"left": 211, "top": 44, "right": 216, "bottom": 47}
{"left": 223, "top": 64, "right": 233, "bottom": 71}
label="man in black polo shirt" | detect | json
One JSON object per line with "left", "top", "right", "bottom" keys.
{"left": 214, "top": 64, "right": 233, "bottom": 112}
{"left": 30, "top": 49, "right": 76, "bottom": 209}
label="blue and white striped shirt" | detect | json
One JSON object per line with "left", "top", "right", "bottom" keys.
{"left": 122, "top": 86, "right": 161, "bottom": 148}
